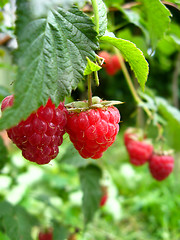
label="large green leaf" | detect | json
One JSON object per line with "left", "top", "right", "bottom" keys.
{"left": 96, "top": 0, "right": 107, "bottom": 36}
{"left": 156, "top": 97, "right": 180, "bottom": 151}
{"left": 79, "top": 164, "right": 102, "bottom": 224}
{"left": 0, "top": 2, "right": 98, "bottom": 130}
{"left": 100, "top": 35, "right": 149, "bottom": 90}
{"left": 142, "top": 0, "right": 171, "bottom": 49}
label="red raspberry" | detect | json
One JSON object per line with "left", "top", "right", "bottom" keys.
{"left": 1, "top": 95, "right": 67, "bottom": 164}
{"left": 98, "top": 51, "right": 122, "bottom": 76}
{"left": 111, "top": 55, "right": 121, "bottom": 70}
{"left": 38, "top": 229, "right": 53, "bottom": 240}
{"left": 100, "top": 194, "right": 108, "bottom": 207}
{"left": 124, "top": 128, "right": 138, "bottom": 147}
{"left": 149, "top": 154, "right": 174, "bottom": 181}
{"left": 66, "top": 107, "right": 120, "bottom": 159}
{"left": 98, "top": 51, "right": 111, "bottom": 67}
{"left": 126, "top": 140, "right": 153, "bottom": 166}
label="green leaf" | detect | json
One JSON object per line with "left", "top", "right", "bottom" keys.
{"left": 156, "top": 97, "right": 180, "bottom": 151}
{"left": 0, "top": 201, "right": 13, "bottom": 217}
{"left": 117, "top": 6, "right": 149, "bottom": 41}
{"left": 100, "top": 35, "right": 149, "bottom": 90}
{"left": 0, "top": 232, "right": 10, "bottom": 240}
{"left": 60, "top": 144, "right": 95, "bottom": 167}
{"left": 2, "top": 205, "right": 38, "bottom": 240}
{"left": 0, "top": 136, "right": 9, "bottom": 170}
{"left": 79, "top": 164, "right": 102, "bottom": 224}
{"left": 142, "top": 0, "right": 171, "bottom": 49}
{"left": 84, "top": 57, "right": 102, "bottom": 75}
{"left": 0, "top": 0, "right": 8, "bottom": 8}
{"left": 0, "top": 3, "right": 98, "bottom": 130}
{"left": 96, "top": 0, "right": 107, "bottom": 36}
{"left": 0, "top": 86, "right": 10, "bottom": 102}
{"left": 52, "top": 220, "right": 68, "bottom": 240}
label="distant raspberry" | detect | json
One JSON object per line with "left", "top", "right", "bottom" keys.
{"left": 98, "top": 51, "right": 122, "bottom": 76}
{"left": 38, "top": 229, "right": 53, "bottom": 240}
{"left": 1, "top": 95, "right": 67, "bottom": 164}
{"left": 124, "top": 128, "right": 138, "bottom": 147}
{"left": 100, "top": 194, "right": 108, "bottom": 207}
{"left": 98, "top": 51, "right": 111, "bottom": 67}
{"left": 149, "top": 153, "right": 174, "bottom": 181}
{"left": 66, "top": 107, "right": 120, "bottom": 159}
{"left": 126, "top": 140, "right": 153, "bottom": 166}
{"left": 111, "top": 55, "right": 121, "bottom": 70}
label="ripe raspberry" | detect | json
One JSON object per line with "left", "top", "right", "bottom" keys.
{"left": 39, "top": 229, "right": 53, "bottom": 240}
{"left": 66, "top": 107, "right": 120, "bottom": 159}
{"left": 1, "top": 95, "right": 67, "bottom": 164}
{"left": 124, "top": 128, "right": 138, "bottom": 147}
{"left": 98, "top": 51, "right": 122, "bottom": 76}
{"left": 149, "top": 153, "right": 174, "bottom": 181}
{"left": 126, "top": 140, "right": 153, "bottom": 166}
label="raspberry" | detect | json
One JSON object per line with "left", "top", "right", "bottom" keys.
{"left": 124, "top": 128, "right": 138, "bottom": 147}
{"left": 98, "top": 51, "right": 122, "bottom": 76}
{"left": 38, "top": 229, "right": 53, "bottom": 240}
{"left": 100, "top": 194, "right": 108, "bottom": 207}
{"left": 66, "top": 107, "right": 120, "bottom": 159}
{"left": 126, "top": 140, "right": 153, "bottom": 166}
{"left": 111, "top": 55, "right": 121, "bottom": 70}
{"left": 98, "top": 51, "right": 111, "bottom": 67}
{"left": 1, "top": 95, "right": 67, "bottom": 164}
{"left": 149, "top": 153, "right": 174, "bottom": 181}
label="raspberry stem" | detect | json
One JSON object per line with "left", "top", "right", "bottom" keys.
{"left": 114, "top": 47, "right": 153, "bottom": 119}
{"left": 94, "top": 70, "right": 99, "bottom": 86}
{"left": 88, "top": 74, "right": 92, "bottom": 107}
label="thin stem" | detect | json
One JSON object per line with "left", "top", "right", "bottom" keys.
{"left": 114, "top": 47, "right": 152, "bottom": 119}
{"left": 91, "top": 0, "right": 99, "bottom": 34}
{"left": 94, "top": 71, "right": 99, "bottom": 86}
{"left": 88, "top": 74, "right": 92, "bottom": 107}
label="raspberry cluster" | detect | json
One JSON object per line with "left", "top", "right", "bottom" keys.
{"left": 98, "top": 51, "right": 122, "bottom": 76}
{"left": 66, "top": 106, "right": 120, "bottom": 159}
{"left": 124, "top": 128, "right": 174, "bottom": 181}
{"left": 1, "top": 95, "right": 67, "bottom": 164}
{"left": 1, "top": 95, "right": 121, "bottom": 164}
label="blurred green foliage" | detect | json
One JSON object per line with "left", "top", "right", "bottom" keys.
{"left": 0, "top": 0, "right": 180, "bottom": 239}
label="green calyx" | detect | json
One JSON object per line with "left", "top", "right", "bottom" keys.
{"left": 65, "top": 96, "right": 123, "bottom": 112}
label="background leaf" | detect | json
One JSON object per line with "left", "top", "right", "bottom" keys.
{"left": 0, "top": 3, "right": 98, "bottom": 130}
{"left": 0, "top": 136, "right": 9, "bottom": 170}
{"left": 142, "top": 0, "right": 171, "bottom": 49}
{"left": 52, "top": 220, "right": 68, "bottom": 240}
{"left": 79, "top": 164, "right": 102, "bottom": 224}
{"left": 100, "top": 36, "right": 149, "bottom": 90}
{"left": 156, "top": 97, "right": 180, "bottom": 151}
